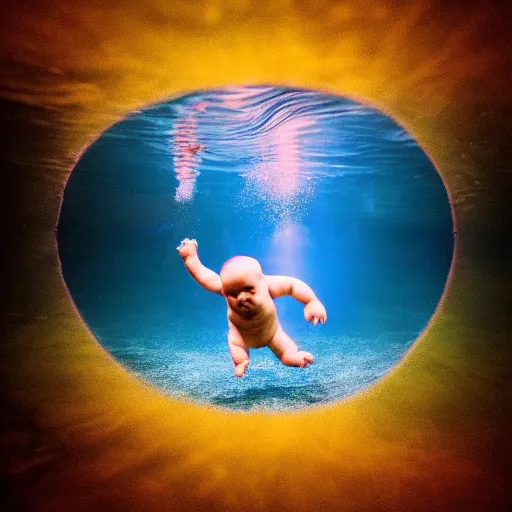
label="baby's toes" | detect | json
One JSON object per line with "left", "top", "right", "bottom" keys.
{"left": 299, "top": 351, "right": 314, "bottom": 366}
{"left": 234, "top": 360, "right": 249, "bottom": 377}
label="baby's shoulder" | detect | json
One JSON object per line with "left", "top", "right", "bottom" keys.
{"left": 264, "top": 274, "right": 292, "bottom": 299}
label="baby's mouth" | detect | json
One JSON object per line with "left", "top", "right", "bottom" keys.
{"left": 239, "top": 304, "right": 254, "bottom": 318}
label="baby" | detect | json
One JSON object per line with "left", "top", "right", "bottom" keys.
{"left": 177, "top": 238, "right": 327, "bottom": 377}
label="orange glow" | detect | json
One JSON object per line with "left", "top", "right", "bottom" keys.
{"left": 1, "top": 1, "right": 509, "bottom": 511}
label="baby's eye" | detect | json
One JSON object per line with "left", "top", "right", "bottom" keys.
{"left": 243, "top": 286, "right": 254, "bottom": 292}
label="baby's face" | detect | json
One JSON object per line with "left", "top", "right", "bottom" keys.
{"left": 221, "top": 265, "right": 265, "bottom": 318}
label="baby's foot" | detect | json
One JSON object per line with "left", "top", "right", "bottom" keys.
{"left": 297, "top": 351, "right": 314, "bottom": 368}
{"left": 234, "top": 360, "right": 249, "bottom": 377}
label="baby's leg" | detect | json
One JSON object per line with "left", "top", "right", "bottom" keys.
{"left": 268, "top": 325, "right": 314, "bottom": 368}
{"left": 228, "top": 328, "right": 250, "bottom": 377}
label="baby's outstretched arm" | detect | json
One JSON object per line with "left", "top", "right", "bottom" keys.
{"left": 266, "top": 275, "right": 327, "bottom": 325}
{"left": 177, "top": 238, "right": 222, "bottom": 294}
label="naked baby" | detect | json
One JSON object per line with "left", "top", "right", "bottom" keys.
{"left": 177, "top": 238, "right": 327, "bottom": 377}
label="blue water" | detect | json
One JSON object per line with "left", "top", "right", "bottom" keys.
{"left": 58, "top": 86, "right": 453, "bottom": 412}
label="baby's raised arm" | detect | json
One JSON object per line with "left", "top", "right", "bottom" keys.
{"left": 177, "top": 238, "right": 222, "bottom": 294}
{"left": 265, "top": 275, "right": 327, "bottom": 325}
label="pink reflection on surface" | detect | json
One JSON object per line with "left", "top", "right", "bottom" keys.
{"left": 250, "top": 117, "right": 314, "bottom": 200}
{"left": 247, "top": 114, "right": 315, "bottom": 274}
{"left": 221, "top": 88, "right": 259, "bottom": 110}
{"left": 172, "top": 105, "right": 205, "bottom": 203}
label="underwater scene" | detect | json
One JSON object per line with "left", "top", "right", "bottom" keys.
{"left": 58, "top": 86, "right": 453, "bottom": 412}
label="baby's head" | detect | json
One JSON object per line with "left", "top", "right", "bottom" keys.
{"left": 220, "top": 256, "right": 264, "bottom": 316}
{"left": 220, "top": 256, "right": 262, "bottom": 287}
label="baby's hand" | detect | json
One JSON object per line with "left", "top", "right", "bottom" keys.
{"left": 304, "top": 299, "right": 327, "bottom": 326}
{"left": 176, "top": 238, "right": 198, "bottom": 259}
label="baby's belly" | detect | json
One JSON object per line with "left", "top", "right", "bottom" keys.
{"left": 240, "top": 324, "right": 277, "bottom": 349}
{"left": 228, "top": 311, "right": 278, "bottom": 349}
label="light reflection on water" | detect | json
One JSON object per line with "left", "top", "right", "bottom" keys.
{"left": 58, "top": 86, "right": 453, "bottom": 412}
